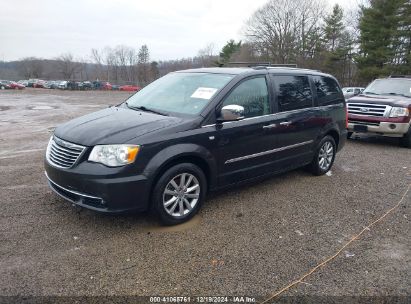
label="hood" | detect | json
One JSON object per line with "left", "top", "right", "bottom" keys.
{"left": 347, "top": 94, "right": 411, "bottom": 108}
{"left": 54, "top": 107, "right": 183, "bottom": 146}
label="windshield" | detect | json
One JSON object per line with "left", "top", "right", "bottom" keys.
{"left": 126, "top": 72, "right": 235, "bottom": 115}
{"left": 364, "top": 79, "right": 411, "bottom": 97}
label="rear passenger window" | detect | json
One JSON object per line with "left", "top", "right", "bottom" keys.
{"left": 313, "top": 76, "right": 341, "bottom": 105}
{"left": 273, "top": 75, "right": 313, "bottom": 112}
{"left": 222, "top": 77, "right": 270, "bottom": 118}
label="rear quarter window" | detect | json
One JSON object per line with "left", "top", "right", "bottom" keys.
{"left": 272, "top": 75, "right": 313, "bottom": 112}
{"left": 313, "top": 76, "right": 342, "bottom": 105}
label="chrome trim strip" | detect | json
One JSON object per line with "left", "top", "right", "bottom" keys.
{"left": 224, "top": 140, "right": 314, "bottom": 164}
{"left": 202, "top": 104, "right": 344, "bottom": 128}
{"left": 45, "top": 171, "right": 103, "bottom": 201}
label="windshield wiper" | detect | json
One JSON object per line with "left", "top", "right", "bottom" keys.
{"left": 363, "top": 91, "right": 379, "bottom": 95}
{"left": 126, "top": 102, "right": 168, "bottom": 116}
{"left": 383, "top": 92, "right": 410, "bottom": 97}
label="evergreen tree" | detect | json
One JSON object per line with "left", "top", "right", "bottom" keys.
{"left": 218, "top": 40, "right": 242, "bottom": 65}
{"left": 323, "top": 4, "right": 345, "bottom": 52}
{"left": 357, "top": 0, "right": 406, "bottom": 82}
{"left": 137, "top": 45, "right": 150, "bottom": 85}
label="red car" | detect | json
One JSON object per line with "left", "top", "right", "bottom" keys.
{"left": 119, "top": 85, "right": 141, "bottom": 92}
{"left": 9, "top": 81, "right": 25, "bottom": 90}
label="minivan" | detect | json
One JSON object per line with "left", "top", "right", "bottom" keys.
{"left": 45, "top": 67, "right": 347, "bottom": 225}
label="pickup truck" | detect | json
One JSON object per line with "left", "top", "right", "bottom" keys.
{"left": 347, "top": 76, "right": 411, "bottom": 147}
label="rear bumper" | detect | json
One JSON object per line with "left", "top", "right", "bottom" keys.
{"left": 348, "top": 121, "right": 410, "bottom": 137}
{"left": 45, "top": 159, "right": 150, "bottom": 213}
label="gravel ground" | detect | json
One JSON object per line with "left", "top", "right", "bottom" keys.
{"left": 0, "top": 89, "right": 410, "bottom": 303}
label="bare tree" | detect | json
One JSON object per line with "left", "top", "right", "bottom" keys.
{"left": 56, "top": 53, "right": 80, "bottom": 80}
{"left": 197, "top": 43, "right": 216, "bottom": 67}
{"left": 245, "top": 0, "right": 325, "bottom": 64}
{"left": 18, "top": 57, "right": 44, "bottom": 78}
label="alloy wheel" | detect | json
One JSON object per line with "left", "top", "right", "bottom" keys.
{"left": 163, "top": 173, "right": 200, "bottom": 217}
{"left": 318, "top": 141, "right": 334, "bottom": 170}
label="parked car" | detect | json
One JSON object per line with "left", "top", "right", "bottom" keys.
{"left": 0, "top": 80, "right": 12, "bottom": 90}
{"left": 92, "top": 81, "right": 112, "bottom": 90}
{"left": 58, "top": 81, "right": 69, "bottom": 90}
{"left": 33, "top": 79, "right": 45, "bottom": 88}
{"left": 9, "top": 81, "right": 25, "bottom": 90}
{"left": 43, "top": 81, "right": 56, "bottom": 89}
{"left": 17, "top": 80, "right": 29, "bottom": 87}
{"left": 80, "top": 81, "right": 93, "bottom": 90}
{"left": 45, "top": 67, "right": 347, "bottom": 225}
{"left": 347, "top": 76, "right": 411, "bottom": 147}
{"left": 342, "top": 87, "right": 364, "bottom": 99}
{"left": 119, "top": 85, "right": 141, "bottom": 92}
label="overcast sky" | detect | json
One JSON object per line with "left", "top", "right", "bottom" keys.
{"left": 0, "top": 0, "right": 357, "bottom": 62}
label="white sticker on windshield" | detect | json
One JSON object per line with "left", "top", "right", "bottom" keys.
{"left": 191, "top": 87, "right": 218, "bottom": 100}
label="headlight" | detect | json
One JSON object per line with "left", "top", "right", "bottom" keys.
{"left": 88, "top": 145, "right": 140, "bottom": 167}
{"left": 389, "top": 107, "right": 409, "bottom": 118}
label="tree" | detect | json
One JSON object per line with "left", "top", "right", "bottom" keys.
{"left": 18, "top": 57, "right": 44, "bottom": 78}
{"left": 197, "top": 43, "right": 217, "bottom": 67}
{"left": 245, "top": 0, "right": 325, "bottom": 64}
{"left": 138, "top": 45, "right": 150, "bottom": 85}
{"left": 56, "top": 53, "right": 80, "bottom": 80}
{"left": 357, "top": 0, "right": 407, "bottom": 82}
{"left": 323, "top": 4, "right": 345, "bottom": 52}
{"left": 218, "top": 40, "right": 242, "bottom": 65}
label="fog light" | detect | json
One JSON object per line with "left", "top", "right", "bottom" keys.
{"left": 389, "top": 124, "right": 396, "bottom": 130}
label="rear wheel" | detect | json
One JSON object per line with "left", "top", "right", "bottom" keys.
{"left": 152, "top": 163, "right": 206, "bottom": 225}
{"left": 309, "top": 136, "right": 336, "bottom": 176}
{"left": 400, "top": 128, "right": 411, "bottom": 148}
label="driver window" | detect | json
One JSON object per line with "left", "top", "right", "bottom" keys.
{"left": 222, "top": 77, "right": 270, "bottom": 118}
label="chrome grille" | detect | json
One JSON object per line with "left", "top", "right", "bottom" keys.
{"left": 347, "top": 103, "right": 390, "bottom": 117}
{"left": 46, "top": 137, "right": 85, "bottom": 168}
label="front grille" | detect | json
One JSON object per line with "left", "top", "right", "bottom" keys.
{"left": 347, "top": 103, "right": 390, "bottom": 117}
{"left": 47, "top": 137, "right": 85, "bottom": 168}
{"left": 348, "top": 120, "right": 380, "bottom": 127}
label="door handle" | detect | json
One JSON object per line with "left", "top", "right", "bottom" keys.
{"left": 263, "top": 123, "right": 277, "bottom": 129}
{"left": 279, "top": 121, "right": 292, "bottom": 126}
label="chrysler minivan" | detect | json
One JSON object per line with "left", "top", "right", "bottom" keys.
{"left": 45, "top": 67, "right": 347, "bottom": 225}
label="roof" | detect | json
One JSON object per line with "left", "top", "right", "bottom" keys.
{"left": 176, "top": 67, "right": 332, "bottom": 77}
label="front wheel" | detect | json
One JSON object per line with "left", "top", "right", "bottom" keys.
{"left": 309, "top": 136, "right": 336, "bottom": 176}
{"left": 152, "top": 163, "right": 207, "bottom": 225}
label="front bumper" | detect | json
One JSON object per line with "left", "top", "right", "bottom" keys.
{"left": 348, "top": 121, "right": 410, "bottom": 137}
{"left": 44, "top": 159, "right": 150, "bottom": 213}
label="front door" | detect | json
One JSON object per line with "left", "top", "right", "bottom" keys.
{"left": 214, "top": 76, "right": 279, "bottom": 185}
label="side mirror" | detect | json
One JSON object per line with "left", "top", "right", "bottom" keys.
{"left": 218, "top": 105, "right": 245, "bottom": 122}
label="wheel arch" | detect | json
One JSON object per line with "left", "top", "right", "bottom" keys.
{"left": 143, "top": 144, "right": 217, "bottom": 199}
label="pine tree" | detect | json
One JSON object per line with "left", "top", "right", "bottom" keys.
{"left": 218, "top": 40, "right": 242, "bottom": 65}
{"left": 323, "top": 4, "right": 345, "bottom": 52}
{"left": 357, "top": 0, "right": 406, "bottom": 82}
{"left": 137, "top": 45, "right": 150, "bottom": 85}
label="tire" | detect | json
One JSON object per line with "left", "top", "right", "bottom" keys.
{"left": 347, "top": 131, "right": 353, "bottom": 139}
{"left": 0, "top": 86, "right": 5, "bottom": 90}
{"left": 309, "top": 135, "right": 337, "bottom": 176}
{"left": 400, "top": 128, "right": 411, "bottom": 148}
{"left": 151, "top": 163, "right": 207, "bottom": 225}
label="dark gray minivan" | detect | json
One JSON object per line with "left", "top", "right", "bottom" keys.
{"left": 45, "top": 67, "right": 347, "bottom": 225}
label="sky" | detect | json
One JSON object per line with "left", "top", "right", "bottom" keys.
{"left": 0, "top": 0, "right": 357, "bottom": 62}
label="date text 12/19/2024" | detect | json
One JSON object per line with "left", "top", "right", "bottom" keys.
{"left": 149, "top": 296, "right": 256, "bottom": 303}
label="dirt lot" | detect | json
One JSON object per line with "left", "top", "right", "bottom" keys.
{"left": 0, "top": 89, "right": 410, "bottom": 303}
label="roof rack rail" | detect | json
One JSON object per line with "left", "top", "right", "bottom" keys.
{"left": 226, "top": 62, "right": 298, "bottom": 68}
{"left": 389, "top": 75, "right": 411, "bottom": 78}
